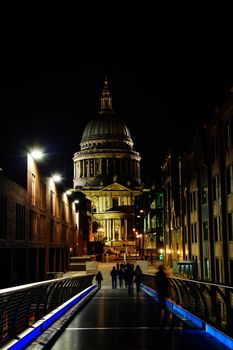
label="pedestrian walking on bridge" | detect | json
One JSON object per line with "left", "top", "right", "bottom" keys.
{"left": 110, "top": 266, "right": 118, "bottom": 289}
{"left": 95, "top": 271, "right": 103, "bottom": 289}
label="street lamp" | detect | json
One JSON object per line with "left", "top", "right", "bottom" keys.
{"left": 136, "top": 232, "right": 142, "bottom": 259}
{"left": 159, "top": 248, "right": 164, "bottom": 261}
{"left": 52, "top": 174, "right": 62, "bottom": 183}
{"left": 30, "top": 149, "right": 44, "bottom": 160}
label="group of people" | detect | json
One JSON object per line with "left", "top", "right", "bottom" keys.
{"left": 95, "top": 263, "right": 144, "bottom": 296}
{"left": 96, "top": 262, "right": 170, "bottom": 323}
{"left": 96, "top": 262, "right": 170, "bottom": 312}
{"left": 111, "top": 263, "right": 144, "bottom": 296}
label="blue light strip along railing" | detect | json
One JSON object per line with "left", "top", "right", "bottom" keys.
{"left": 141, "top": 284, "right": 233, "bottom": 350}
{"left": 4, "top": 284, "right": 97, "bottom": 350}
{"left": 205, "top": 324, "right": 233, "bottom": 350}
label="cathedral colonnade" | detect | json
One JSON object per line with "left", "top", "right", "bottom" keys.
{"left": 93, "top": 216, "right": 131, "bottom": 242}
{"left": 73, "top": 156, "right": 140, "bottom": 181}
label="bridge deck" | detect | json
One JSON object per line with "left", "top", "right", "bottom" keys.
{"left": 47, "top": 285, "right": 229, "bottom": 350}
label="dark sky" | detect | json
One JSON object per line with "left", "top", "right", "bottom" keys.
{"left": 1, "top": 4, "right": 233, "bottom": 187}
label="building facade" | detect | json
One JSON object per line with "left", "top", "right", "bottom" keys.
{"left": 73, "top": 78, "right": 142, "bottom": 252}
{"left": 161, "top": 90, "right": 233, "bottom": 284}
{"left": 134, "top": 187, "right": 165, "bottom": 260}
{"left": 0, "top": 154, "right": 78, "bottom": 288}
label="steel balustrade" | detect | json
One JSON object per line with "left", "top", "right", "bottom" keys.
{"left": 0, "top": 274, "right": 95, "bottom": 347}
{"left": 143, "top": 273, "right": 233, "bottom": 337}
{"left": 1, "top": 272, "right": 232, "bottom": 347}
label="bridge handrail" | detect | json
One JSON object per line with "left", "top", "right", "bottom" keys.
{"left": 143, "top": 273, "right": 233, "bottom": 338}
{"left": 0, "top": 273, "right": 95, "bottom": 347}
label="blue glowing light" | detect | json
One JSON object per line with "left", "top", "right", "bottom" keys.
{"left": 142, "top": 284, "right": 233, "bottom": 349}
{"left": 7, "top": 285, "right": 96, "bottom": 349}
{"left": 206, "top": 324, "right": 233, "bottom": 349}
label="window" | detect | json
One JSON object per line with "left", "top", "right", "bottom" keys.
{"left": 191, "top": 223, "right": 197, "bottom": 243}
{"left": 203, "top": 221, "right": 208, "bottom": 241}
{"left": 39, "top": 214, "right": 46, "bottom": 240}
{"left": 112, "top": 198, "right": 118, "bottom": 208}
{"left": 204, "top": 258, "right": 209, "bottom": 279}
{"left": 183, "top": 225, "right": 187, "bottom": 244}
{"left": 50, "top": 219, "right": 55, "bottom": 242}
{"left": 202, "top": 185, "right": 208, "bottom": 204}
{"left": 62, "top": 201, "right": 65, "bottom": 220}
{"left": 0, "top": 196, "right": 7, "bottom": 239}
{"left": 212, "top": 174, "right": 220, "bottom": 201}
{"left": 156, "top": 193, "right": 163, "bottom": 208}
{"left": 228, "top": 213, "right": 233, "bottom": 241}
{"left": 226, "top": 167, "right": 231, "bottom": 195}
{"left": 29, "top": 210, "right": 37, "bottom": 241}
{"left": 215, "top": 258, "right": 220, "bottom": 283}
{"left": 50, "top": 190, "right": 55, "bottom": 216}
{"left": 40, "top": 181, "right": 46, "bottom": 210}
{"left": 16, "top": 204, "right": 25, "bottom": 240}
{"left": 214, "top": 217, "right": 219, "bottom": 242}
{"left": 32, "top": 173, "right": 36, "bottom": 206}
{"left": 182, "top": 196, "right": 187, "bottom": 214}
{"left": 190, "top": 191, "right": 196, "bottom": 211}
{"left": 225, "top": 122, "right": 230, "bottom": 149}
{"left": 230, "top": 260, "right": 233, "bottom": 285}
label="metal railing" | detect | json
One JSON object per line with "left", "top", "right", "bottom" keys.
{"left": 143, "top": 273, "right": 233, "bottom": 337}
{"left": 0, "top": 274, "right": 95, "bottom": 347}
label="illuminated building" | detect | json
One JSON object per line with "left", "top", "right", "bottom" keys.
{"left": 73, "top": 78, "right": 142, "bottom": 252}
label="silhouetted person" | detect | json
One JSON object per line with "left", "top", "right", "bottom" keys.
{"left": 134, "top": 265, "right": 143, "bottom": 296}
{"left": 110, "top": 266, "right": 118, "bottom": 289}
{"left": 155, "top": 264, "right": 169, "bottom": 318}
{"left": 95, "top": 271, "right": 103, "bottom": 289}
{"left": 118, "top": 267, "right": 124, "bottom": 288}
{"left": 124, "top": 263, "right": 134, "bottom": 296}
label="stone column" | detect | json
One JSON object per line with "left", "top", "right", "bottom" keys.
{"left": 80, "top": 160, "right": 83, "bottom": 177}
{"left": 124, "top": 218, "right": 127, "bottom": 240}
{"left": 112, "top": 219, "right": 115, "bottom": 240}
{"left": 83, "top": 160, "right": 86, "bottom": 177}
{"left": 87, "top": 159, "right": 90, "bottom": 177}
{"left": 105, "top": 219, "right": 107, "bottom": 240}
{"left": 118, "top": 219, "right": 121, "bottom": 240}
{"left": 99, "top": 158, "right": 102, "bottom": 175}
{"left": 106, "top": 219, "right": 109, "bottom": 241}
{"left": 77, "top": 161, "right": 80, "bottom": 178}
{"left": 106, "top": 158, "right": 109, "bottom": 175}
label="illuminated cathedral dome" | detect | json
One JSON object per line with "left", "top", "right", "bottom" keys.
{"left": 73, "top": 77, "right": 141, "bottom": 188}
{"left": 80, "top": 78, "right": 133, "bottom": 151}
{"left": 81, "top": 112, "right": 132, "bottom": 143}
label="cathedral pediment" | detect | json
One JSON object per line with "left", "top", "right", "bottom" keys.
{"left": 100, "top": 182, "right": 130, "bottom": 192}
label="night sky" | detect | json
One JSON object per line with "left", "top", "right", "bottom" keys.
{"left": 1, "top": 4, "right": 233, "bottom": 187}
